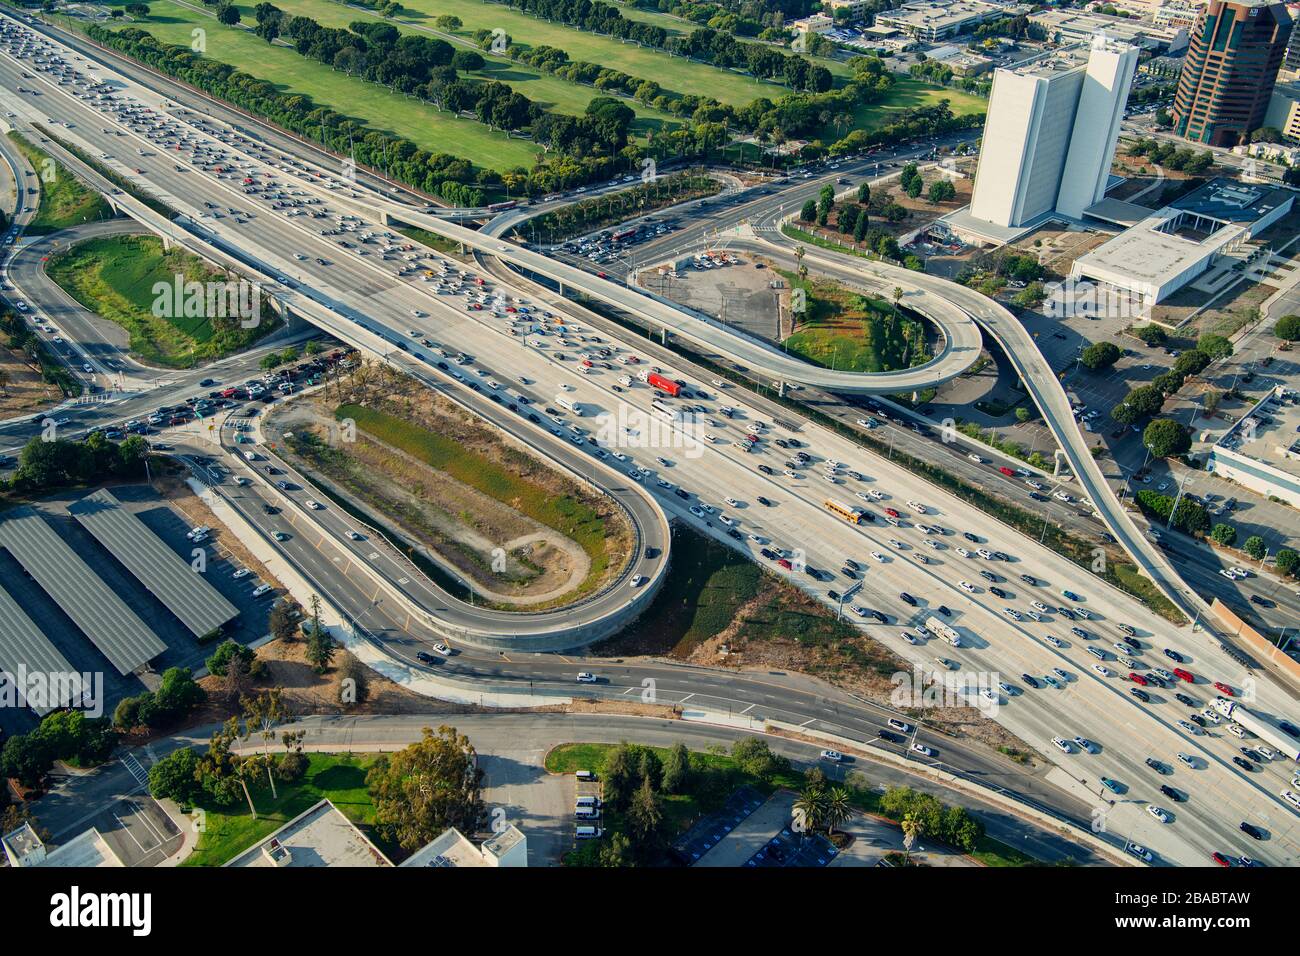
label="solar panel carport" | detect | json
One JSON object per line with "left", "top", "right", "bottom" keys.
{"left": 0, "top": 508, "right": 165, "bottom": 676}
{"left": 68, "top": 489, "right": 238, "bottom": 640}
{"left": 0, "top": 584, "right": 86, "bottom": 716}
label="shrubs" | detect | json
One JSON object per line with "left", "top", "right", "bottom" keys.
{"left": 877, "top": 785, "right": 984, "bottom": 852}
{"left": 1275, "top": 314, "right": 1300, "bottom": 341}
{"left": 1143, "top": 418, "right": 1191, "bottom": 458}
{"left": 1080, "top": 341, "right": 1121, "bottom": 371}
{"left": 113, "top": 667, "right": 204, "bottom": 731}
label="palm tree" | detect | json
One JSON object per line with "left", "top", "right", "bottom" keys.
{"left": 893, "top": 286, "right": 904, "bottom": 308}
{"left": 824, "top": 786, "right": 852, "bottom": 836}
{"left": 794, "top": 785, "right": 827, "bottom": 835}
{"left": 901, "top": 813, "right": 924, "bottom": 865}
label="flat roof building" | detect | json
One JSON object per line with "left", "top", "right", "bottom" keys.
{"left": 227, "top": 800, "right": 393, "bottom": 867}
{"left": 2, "top": 822, "right": 125, "bottom": 868}
{"left": 966, "top": 38, "right": 1140, "bottom": 230}
{"left": 1069, "top": 177, "right": 1295, "bottom": 302}
{"left": 1030, "top": 9, "right": 1190, "bottom": 51}
{"left": 1206, "top": 386, "right": 1300, "bottom": 507}
{"left": 400, "top": 825, "right": 528, "bottom": 867}
{"left": 875, "top": 0, "right": 1018, "bottom": 42}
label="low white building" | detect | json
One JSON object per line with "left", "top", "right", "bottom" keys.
{"left": 1069, "top": 178, "right": 1295, "bottom": 303}
{"left": 1206, "top": 387, "right": 1300, "bottom": 508}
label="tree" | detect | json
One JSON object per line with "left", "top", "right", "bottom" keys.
{"left": 794, "top": 785, "right": 826, "bottom": 832}
{"left": 1197, "top": 333, "right": 1233, "bottom": 361}
{"left": 1274, "top": 314, "right": 1300, "bottom": 341}
{"left": 338, "top": 655, "right": 370, "bottom": 707}
{"left": 304, "top": 595, "right": 335, "bottom": 673}
{"left": 901, "top": 812, "right": 924, "bottom": 864}
{"left": 730, "top": 737, "right": 788, "bottom": 781}
{"left": 857, "top": 181, "right": 870, "bottom": 205}
{"left": 434, "top": 14, "right": 461, "bottom": 30}
{"left": 216, "top": 3, "right": 240, "bottom": 25}
{"left": 205, "top": 639, "right": 254, "bottom": 677}
{"left": 905, "top": 175, "right": 923, "bottom": 199}
{"left": 451, "top": 50, "right": 484, "bottom": 73}
{"left": 268, "top": 600, "right": 299, "bottom": 643}
{"left": 1210, "top": 523, "right": 1237, "bottom": 547}
{"left": 125, "top": 2, "right": 150, "bottom": 16}
{"left": 824, "top": 786, "right": 852, "bottom": 835}
{"left": 627, "top": 776, "right": 663, "bottom": 845}
{"left": 1132, "top": 324, "right": 1167, "bottom": 347}
{"left": 1243, "top": 536, "right": 1266, "bottom": 560}
{"left": 148, "top": 747, "right": 202, "bottom": 804}
{"left": 1275, "top": 548, "right": 1298, "bottom": 576}
{"left": 366, "top": 725, "right": 486, "bottom": 851}
{"left": 1173, "top": 349, "right": 1210, "bottom": 377}
{"left": 800, "top": 199, "right": 817, "bottom": 223}
{"left": 0, "top": 734, "right": 53, "bottom": 788}
{"left": 1080, "top": 341, "right": 1121, "bottom": 371}
{"left": 1143, "top": 418, "right": 1190, "bottom": 458}
{"left": 927, "top": 179, "right": 955, "bottom": 203}
{"left": 661, "top": 742, "right": 689, "bottom": 794}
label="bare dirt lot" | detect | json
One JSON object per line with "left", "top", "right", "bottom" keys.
{"left": 0, "top": 348, "right": 63, "bottom": 419}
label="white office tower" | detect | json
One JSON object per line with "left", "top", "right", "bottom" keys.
{"left": 969, "top": 37, "right": 1139, "bottom": 229}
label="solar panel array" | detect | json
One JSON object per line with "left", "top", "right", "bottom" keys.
{"left": 0, "top": 584, "right": 85, "bottom": 716}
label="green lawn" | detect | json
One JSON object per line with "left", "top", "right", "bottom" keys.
{"left": 781, "top": 269, "right": 930, "bottom": 374}
{"left": 45, "top": 234, "right": 278, "bottom": 367}
{"left": 822, "top": 77, "right": 987, "bottom": 142}
{"left": 90, "top": 1, "right": 541, "bottom": 171}
{"left": 336, "top": 0, "right": 795, "bottom": 107}
{"left": 255, "top": 0, "right": 684, "bottom": 129}
{"left": 181, "top": 753, "right": 388, "bottom": 866}
{"left": 6, "top": 132, "right": 114, "bottom": 234}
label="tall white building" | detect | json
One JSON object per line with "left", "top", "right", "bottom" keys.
{"left": 968, "top": 37, "right": 1139, "bottom": 230}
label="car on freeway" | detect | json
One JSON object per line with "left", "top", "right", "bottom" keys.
{"left": 1147, "top": 805, "right": 1170, "bottom": 824}
{"left": 1100, "top": 777, "right": 1122, "bottom": 794}
{"left": 575, "top": 672, "right": 598, "bottom": 683}
{"left": 820, "top": 749, "right": 844, "bottom": 762}
{"left": 1129, "top": 688, "right": 1150, "bottom": 702}
{"left": 1240, "top": 822, "right": 1264, "bottom": 840}
{"left": 910, "top": 743, "right": 934, "bottom": 757}
{"left": 1214, "top": 681, "right": 1235, "bottom": 696}
{"left": 1159, "top": 784, "right": 1184, "bottom": 803}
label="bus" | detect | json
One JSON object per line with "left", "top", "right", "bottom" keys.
{"left": 824, "top": 500, "right": 865, "bottom": 525}
{"left": 555, "top": 395, "right": 583, "bottom": 416}
{"left": 651, "top": 399, "right": 673, "bottom": 417}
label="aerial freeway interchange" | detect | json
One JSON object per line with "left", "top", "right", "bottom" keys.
{"left": 1, "top": 9, "right": 1298, "bottom": 868}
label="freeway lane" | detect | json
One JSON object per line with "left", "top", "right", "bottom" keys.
{"left": 4, "top": 17, "right": 1298, "bottom": 865}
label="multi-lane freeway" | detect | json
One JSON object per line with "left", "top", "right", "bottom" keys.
{"left": 2, "top": 10, "right": 1298, "bottom": 868}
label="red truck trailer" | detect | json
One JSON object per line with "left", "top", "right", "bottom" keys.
{"left": 646, "top": 372, "right": 682, "bottom": 397}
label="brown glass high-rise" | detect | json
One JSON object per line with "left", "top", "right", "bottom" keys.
{"left": 1171, "top": 0, "right": 1293, "bottom": 146}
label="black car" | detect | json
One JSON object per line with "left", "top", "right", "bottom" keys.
{"left": 1159, "top": 784, "right": 1184, "bottom": 802}
{"left": 1280, "top": 721, "right": 1300, "bottom": 738}
{"left": 674, "top": 488, "right": 690, "bottom": 500}
{"left": 989, "top": 586, "right": 1007, "bottom": 599}
{"left": 1163, "top": 648, "right": 1184, "bottom": 663}
{"left": 1020, "top": 574, "right": 1037, "bottom": 586}
{"left": 878, "top": 730, "right": 902, "bottom": 744}
{"left": 756, "top": 496, "right": 773, "bottom": 507}
{"left": 979, "top": 570, "right": 998, "bottom": 582}
{"left": 1022, "top": 674, "right": 1040, "bottom": 688}
{"left": 644, "top": 547, "right": 657, "bottom": 559}
{"left": 1250, "top": 595, "right": 1273, "bottom": 608}
{"left": 415, "top": 651, "right": 437, "bottom": 664}
{"left": 758, "top": 464, "right": 774, "bottom": 475}
{"left": 262, "top": 504, "right": 279, "bottom": 515}
{"left": 1233, "top": 756, "right": 1256, "bottom": 772}
{"left": 827, "top": 590, "right": 840, "bottom": 602}
{"left": 727, "top": 528, "right": 743, "bottom": 541}
{"left": 1144, "top": 757, "right": 1169, "bottom": 775}
{"left": 1240, "top": 822, "right": 1264, "bottom": 840}
{"left": 1189, "top": 714, "right": 1206, "bottom": 726}
{"left": 1240, "top": 747, "right": 1263, "bottom": 762}
{"left": 963, "top": 532, "right": 980, "bottom": 543}
{"left": 760, "top": 548, "right": 778, "bottom": 561}
{"left": 1130, "top": 688, "right": 1150, "bottom": 702}
{"left": 899, "top": 592, "right": 917, "bottom": 606}
{"left": 1174, "top": 693, "right": 1197, "bottom": 707}
{"left": 1071, "top": 627, "right": 1090, "bottom": 639}
{"left": 872, "top": 610, "right": 888, "bottom": 624}
{"left": 1029, "top": 492, "right": 1048, "bottom": 502}
{"left": 936, "top": 605, "right": 951, "bottom": 617}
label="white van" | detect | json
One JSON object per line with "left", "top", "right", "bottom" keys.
{"left": 252, "top": 584, "right": 272, "bottom": 598}
{"left": 575, "top": 795, "right": 601, "bottom": 810}
{"left": 576, "top": 825, "right": 603, "bottom": 839}
{"left": 1282, "top": 789, "right": 1300, "bottom": 811}
{"left": 242, "top": 449, "right": 258, "bottom": 461}
{"left": 574, "top": 806, "right": 601, "bottom": 820}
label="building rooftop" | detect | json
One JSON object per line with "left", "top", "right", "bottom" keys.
{"left": 2, "top": 822, "right": 125, "bottom": 868}
{"left": 1169, "top": 177, "right": 1295, "bottom": 223}
{"left": 1218, "top": 389, "right": 1300, "bottom": 478}
{"left": 226, "top": 800, "right": 393, "bottom": 868}
{"left": 1030, "top": 8, "right": 1190, "bottom": 47}
{"left": 400, "top": 828, "right": 485, "bottom": 868}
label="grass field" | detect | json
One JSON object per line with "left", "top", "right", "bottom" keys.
{"left": 334, "top": 0, "right": 794, "bottom": 107}
{"left": 335, "top": 402, "right": 624, "bottom": 599}
{"left": 45, "top": 234, "right": 278, "bottom": 367}
{"left": 6, "top": 132, "right": 114, "bottom": 234}
{"left": 181, "top": 753, "right": 389, "bottom": 866}
{"left": 90, "top": 1, "right": 541, "bottom": 171}
{"left": 781, "top": 269, "right": 930, "bottom": 374}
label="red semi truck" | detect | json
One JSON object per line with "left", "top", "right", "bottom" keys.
{"left": 645, "top": 371, "right": 683, "bottom": 397}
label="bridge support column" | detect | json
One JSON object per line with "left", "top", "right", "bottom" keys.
{"left": 1053, "top": 449, "right": 1069, "bottom": 478}
{"left": 778, "top": 381, "right": 786, "bottom": 398}
{"left": 159, "top": 233, "right": 173, "bottom": 252}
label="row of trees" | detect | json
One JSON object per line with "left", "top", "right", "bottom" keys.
{"left": 1, "top": 307, "right": 79, "bottom": 396}
{"left": 798, "top": 181, "right": 910, "bottom": 263}
{"left": 1110, "top": 337, "right": 1230, "bottom": 427}
{"left": 1127, "top": 137, "right": 1215, "bottom": 175}
{"left": 3, "top": 433, "right": 149, "bottom": 497}
{"left": 0, "top": 710, "right": 118, "bottom": 789}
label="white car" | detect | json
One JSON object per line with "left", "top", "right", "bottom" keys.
{"left": 924, "top": 538, "right": 941, "bottom": 550}
{"left": 575, "top": 672, "right": 598, "bottom": 683}
{"left": 911, "top": 743, "right": 933, "bottom": 757}
{"left": 967, "top": 453, "right": 983, "bottom": 463}
{"left": 1147, "top": 804, "right": 1170, "bottom": 824}
{"left": 959, "top": 580, "right": 976, "bottom": 593}
{"left": 1226, "top": 723, "right": 1246, "bottom": 738}
{"left": 724, "top": 497, "right": 740, "bottom": 507}
{"left": 1054, "top": 491, "right": 1072, "bottom": 503}
{"left": 820, "top": 749, "right": 844, "bottom": 762}
{"left": 718, "top": 514, "right": 735, "bottom": 527}
{"left": 232, "top": 568, "right": 251, "bottom": 579}
{"left": 1092, "top": 664, "right": 1112, "bottom": 678}
{"left": 1178, "top": 720, "right": 1202, "bottom": 736}
{"left": 868, "top": 490, "right": 886, "bottom": 500}
{"left": 956, "top": 547, "right": 971, "bottom": 558}
{"left": 870, "top": 551, "right": 885, "bottom": 563}
{"left": 305, "top": 499, "right": 322, "bottom": 510}
{"left": 1126, "top": 843, "right": 1154, "bottom": 863}
{"left": 346, "top": 531, "right": 364, "bottom": 541}
{"left": 1052, "top": 736, "right": 1072, "bottom": 753}
{"left": 431, "top": 642, "right": 451, "bottom": 656}
{"left": 856, "top": 492, "right": 872, "bottom": 502}
{"left": 1045, "top": 636, "right": 1064, "bottom": 648}
{"left": 630, "top": 574, "right": 646, "bottom": 587}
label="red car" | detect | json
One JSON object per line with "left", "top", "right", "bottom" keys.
{"left": 999, "top": 466, "right": 1015, "bottom": 477}
{"left": 1173, "top": 668, "right": 1195, "bottom": 683}
{"left": 884, "top": 507, "right": 901, "bottom": 519}
{"left": 777, "top": 558, "right": 793, "bottom": 570}
{"left": 1129, "top": 672, "right": 1149, "bottom": 686}
{"left": 1211, "top": 852, "right": 1233, "bottom": 867}
{"left": 1214, "top": 682, "right": 1235, "bottom": 696}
